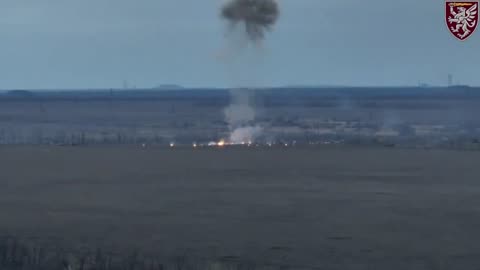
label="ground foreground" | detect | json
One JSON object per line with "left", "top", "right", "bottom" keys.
{"left": 1, "top": 145, "right": 480, "bottom": 269}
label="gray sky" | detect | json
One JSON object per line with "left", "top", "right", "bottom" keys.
{"left": 0, "top": 0, "right": 478, "bottom": 89}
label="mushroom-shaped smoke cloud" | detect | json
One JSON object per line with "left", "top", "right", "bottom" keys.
{"left": 221, "top": 0, "right": 280, "bottom": 41}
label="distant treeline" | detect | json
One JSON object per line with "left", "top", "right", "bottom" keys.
{"left": 1, "top": 87, "right": 480, "bottom": 103}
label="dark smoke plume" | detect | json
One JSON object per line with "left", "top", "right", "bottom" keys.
{"left": 221, "top": 0, "right": 279, "bottom": 41}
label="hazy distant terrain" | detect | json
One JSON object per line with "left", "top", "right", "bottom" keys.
{"left": 2, "top": 87, "right": 480, "bottom": 269}
{"left": 1, "top": 87, "right": 480, "bottom": 147}
{"left": 1, "top": 146, "right": 480, "bottom": 269}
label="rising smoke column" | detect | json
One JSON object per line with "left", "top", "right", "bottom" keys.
{"left": 223, "top": 88, "right": 262, "bottom": 143}
{"left": 220, "top": 0, "right": 280, "bottom": 144}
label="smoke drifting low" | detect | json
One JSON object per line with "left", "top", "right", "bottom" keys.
{"left": 221, "top": 0, "right": 280, "bottom": 41}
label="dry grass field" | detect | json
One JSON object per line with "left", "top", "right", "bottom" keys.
{"left": 1, "top": 145, "right": 480, "bottom": 269}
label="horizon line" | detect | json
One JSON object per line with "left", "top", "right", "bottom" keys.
{"left": 0, "top": 85, "right": 477, "bottom": 92}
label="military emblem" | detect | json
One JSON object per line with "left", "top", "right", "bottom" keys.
{"left": 446, "top": 2, "right": 478, "bottom": 40}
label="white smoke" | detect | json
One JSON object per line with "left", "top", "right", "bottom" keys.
{"left": 229, "top": 125, "right": 263, "bottom": 143}
{"left": 224, "top": 89, "right": 264, "bottom": 144}
{"left": 224, "top": 89, "right": 255, "bottom": 125}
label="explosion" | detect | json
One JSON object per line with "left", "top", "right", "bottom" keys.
{"left": 221, "top": 0, "right": 280, "bottom": 41}
{"left": 220, "top": 0, "right": 280, "bottom": 146}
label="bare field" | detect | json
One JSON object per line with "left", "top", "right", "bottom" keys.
{"left": 1, "top": 145, "right": 480, "bottom": 269}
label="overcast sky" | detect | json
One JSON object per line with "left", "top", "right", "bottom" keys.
{"left": 0, "top": 0, "right": 478, "bottom": 89}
